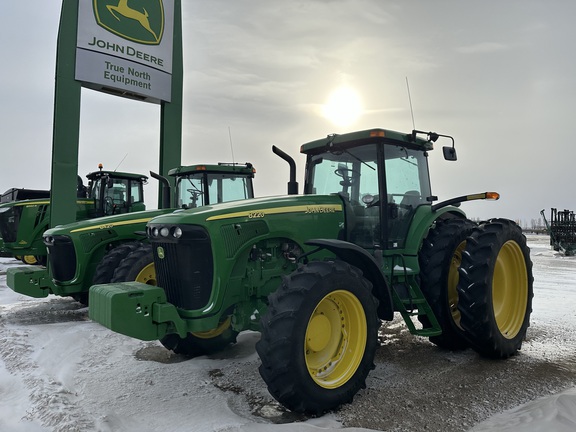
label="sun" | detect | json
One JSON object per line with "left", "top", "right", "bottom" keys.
{"left": 322, "top": 86, "right": 363, "bottom": 127}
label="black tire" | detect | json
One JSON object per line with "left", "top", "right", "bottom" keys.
{"left": 111, "top": 244, "right": 156, "bottom": 285}
{"left": 418, "top": 218, "right": 476, "bottom": 350}
{"left": 160, "top": 317, "right": 238, "bottom": 357}
{"left": 457, "top": 219, "right": 534, "bottom": 359}
{"left": 34, "top": 255, "right": 47, "bottom": 266}
{"left": 73, "top": 242, "right": 141, "bottom": 305}
{"left": 256, "top": 260, "right": 379, "bottom": 414}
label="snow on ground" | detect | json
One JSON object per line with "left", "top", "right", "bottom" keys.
{"left": 1, "top": 234, "right": 575, "bottom": 432}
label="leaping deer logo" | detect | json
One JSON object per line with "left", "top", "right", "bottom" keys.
{"left": 106, "top": 0, "right": 158, "bottom": 42}
{"left": 93, "top": 0, "right": 164, "bottom": 45}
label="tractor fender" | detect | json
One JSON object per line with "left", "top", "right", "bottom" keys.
{"left": 305, "top": 239, "right": 394, "bottom": 321}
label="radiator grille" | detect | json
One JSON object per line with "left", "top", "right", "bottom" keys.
{"left": 151, "top": 224, "right": 213, "bottom": 310}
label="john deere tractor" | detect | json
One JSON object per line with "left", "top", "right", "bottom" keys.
{"left": 88, "top": 128, "right": 533, "bottom": 414}
{"left": 7, "top": 163, "right": 255, "bottom": 305}
{"left": 0, "top": 188, "right": 51, "bottom": 259}
{"left": 0, "top": 166, "right": 148, "bottom": 266}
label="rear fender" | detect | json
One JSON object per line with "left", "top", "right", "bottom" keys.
{"left": 305, "top": 239, "right": 394, "bottom": 320}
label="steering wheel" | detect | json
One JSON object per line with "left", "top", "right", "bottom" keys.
{"left": 334, "top": 167, "right": 360, "bottom": 185}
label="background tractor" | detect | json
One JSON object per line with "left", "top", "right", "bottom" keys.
{"left": 0, "top": 166, "right": 148, "bottom": 266}
{"left": 0, "top": 188, "right": 51, "bottom": 259}
{"left": 7, "top": 163, "right": 255, "bottom": 305}
{"left": 87, "top": 128, "right": 533, "bottom": 414}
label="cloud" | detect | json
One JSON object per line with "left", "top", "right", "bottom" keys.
{"left": 456, "top": 42, "right": 509, "bottom": 54}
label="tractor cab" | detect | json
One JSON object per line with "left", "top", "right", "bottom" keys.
{"left": 302, "top": 129, "right": 451, "bottom": 251}
{"left": 85, "top": 165, "right": 147, "bottom": 217}
{"left": 169, "top": 163, "right": 255, "bottom": 209}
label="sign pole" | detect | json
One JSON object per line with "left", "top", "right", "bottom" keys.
{"left": 159, "top": 0, "right": 182, "bottom": 208}
{"left": 50, "top": 0, "right": 82, "bottom": 227}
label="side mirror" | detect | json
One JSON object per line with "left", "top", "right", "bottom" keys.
{"left": 443, "top": 146, "right": 457, "bottom": 161}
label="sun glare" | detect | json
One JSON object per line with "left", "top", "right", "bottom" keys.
{"left": 322, "top": 86, "right": 363, "bottom": 127}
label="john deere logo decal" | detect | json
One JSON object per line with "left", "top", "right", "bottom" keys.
{"left": 93, "top": 0, "right": 164, "bottom": 45}
{"left": 157, "top": 246, "right": 165, "bottom": 259}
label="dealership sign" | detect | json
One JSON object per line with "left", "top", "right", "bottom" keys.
{"left": 76, "top": 0, "right": 174, "bottom": 103}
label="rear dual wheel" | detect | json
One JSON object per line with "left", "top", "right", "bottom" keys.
{"left": 457, "top": 219, "right": 533, "bottom": 359}
{"left": 256, "top": 260, "right": 379, "bottom": 414}
{"left": 418, "top": 218, "right": 476, "bottom": 350}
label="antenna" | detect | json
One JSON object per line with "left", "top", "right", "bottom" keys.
{"left": 113, "top": 153, "right": 128, "bottom": 171}
{"left": 405, "top": 77, "right": 416, "bottom": 130}
{"left": 228, "top": 126, "right": 236, "bottom": 165}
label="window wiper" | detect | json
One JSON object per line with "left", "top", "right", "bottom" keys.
{"left": 343, "top": 149, "right": 376, "bottom": 171}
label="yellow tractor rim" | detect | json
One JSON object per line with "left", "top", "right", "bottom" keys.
{"left": 304, "top": 290, "right": 367, "bottom": 389}
{"left": 134, "top": 263, "right": 157, "bottom": 286}
{"left": 23, "top": 255, "right": 38, "bottom": 265}
{"left": 492, "top": 240, "right": 528, "bottom": 339}
{"left": 447, "top": 240, "right": 466, "bottom": 329}
{"left": 192, "top": 317, "right": 232, "bottom": 339}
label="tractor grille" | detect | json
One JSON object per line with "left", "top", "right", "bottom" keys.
{"left": 150, "top": 224, "right": 213, "bottom": 311}
{"left": 0, "top": 206, "right": 22, "bottom": 243}
{"left": 45, "top": 235, "right": 77, "bottom": 282}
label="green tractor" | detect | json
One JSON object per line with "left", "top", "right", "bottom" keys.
{"left": 87, "top": 128, "right": 533, "bottom": 414}
{"left": 0, "top": 188, "right": 51, "bottom": 260}
{"left": 7, "top": 163, "right": 256, "bottom": 305}
{"left": 0, "top": 167, "right": 148, "bottom": 266}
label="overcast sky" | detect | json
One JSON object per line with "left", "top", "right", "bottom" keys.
{"left": 1, "top": 0, "right": 575, "bottom": 225}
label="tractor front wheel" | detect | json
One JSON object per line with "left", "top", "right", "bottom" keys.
{"left": 111, "top": 244, "right": 156, "bottom": 285}
{"left": 256, "top": 260, "right": 379, "bottom": 414}
{"left": 160, "top": 317, "right": 238, "bottom": 357}
{"left": 457, "top": 219, "right": 533, "bottom": 359}
{"left": 73, "top": 242, "right": 141, "bottom": 305}
{"left": 22, "top": 255, "right": 38, "bottom": 265}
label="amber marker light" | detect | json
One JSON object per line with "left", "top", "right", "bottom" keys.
{"left": 369, "top": 130, "right": 385, "bottom": 137}
{"left": 486, "top": 192, "right": 500, "bottom": 200}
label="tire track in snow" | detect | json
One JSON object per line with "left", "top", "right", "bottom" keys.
{"left": 0, "top": 299, "right": 96, "bottom": 432}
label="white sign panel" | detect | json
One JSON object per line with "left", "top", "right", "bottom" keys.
{"left": 76, "top": 0, "right": 174, "bottom": 103}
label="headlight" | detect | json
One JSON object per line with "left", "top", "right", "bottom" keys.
{"left": 160, "top": 227, "right": 170, "bottom": 237}
{"left": 172, "top": 227, "right": 183, "bottom": 238}
{"left": 151, "top": 227, "right": 159, "bottom": 237}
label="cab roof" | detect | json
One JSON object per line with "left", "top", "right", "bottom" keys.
{"left": 300, "top": 128, "right": 434, "bottom": 155}
{"left": 86, "top": 170, "right": 148, "bottom": 182}
{"left": 168, "top": 163, "right": 255, "bottom": 177}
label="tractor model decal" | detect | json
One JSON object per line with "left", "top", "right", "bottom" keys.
{"left": 70, "top": 217, "right": 154, "bottom": 233}
{"left": 205, "top": 204, "right": 343, "bottom": 222}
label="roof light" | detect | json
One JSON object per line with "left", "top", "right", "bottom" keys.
{"left": 369, "top": 130, "right": 385, "bottom": 137}
{"left": 195, "top": 165, "right": 207, "bottom": 171}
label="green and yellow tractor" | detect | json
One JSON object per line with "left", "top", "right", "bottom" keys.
{"left": 0, "top": 167, "right": 148, "bottom": 266}
{"left": 0, "top": 188, "right": 51, "bottom": 260}
{"left": 7, "top": 163, "right": 255, "bottom": 305}
{"left": 86, "top": 127, "right": 532, "bottom": 414}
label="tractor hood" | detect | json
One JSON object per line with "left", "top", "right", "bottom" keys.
{"left": 147, "top": 194, "right": 345, "bottom": 226}
{"left": 44, "top": 209, "right": 172, "bottom": 236}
